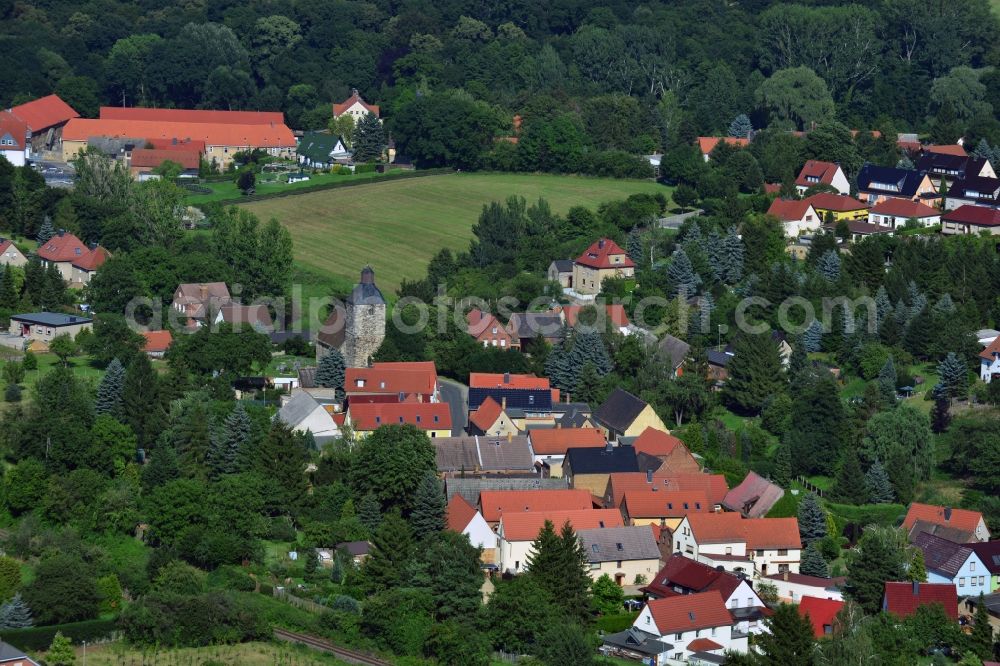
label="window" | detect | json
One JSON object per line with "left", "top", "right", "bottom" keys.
{"left": 398, "top": 416, "right": 404, "bottom": 423}
{"left": 960, "top": 577, "right": 966, "bottom": 586}
{"left": 711, "top": 627, "right": 717, "bottom": 637}
{"left": 971, "top": 562, "right": 976, "bottom": 572}
{"left": 778, "top": 549, "right": 788, "bottom": 556}
{"left": 824, "top": 625, "right": 833, "bottom": 635}
{"left": 695, "top": 502, "right": 701, "bottom": 510}
{"left": 375, "top": 416, "right": 381, "bottom": 424}
{"left": 616, "top": 543, "right": 623, "bottom": 551}
{"left": 675, "top": 633, "right": 682, "bottom": 640}
{"left": 667, "top": 503, "right": 673, "bottom": 510}
{"left": 415, "top": 415, "right": 421, "bottom": 423}
{"left": 433, "top": 415, "right": 439, "bottom": 423}
{"left": 379, "top": 381, "right": 385, "bottom": 389}
{"left": 356, "top": 379, "right": 365, "bottom": 387}
{"left": 492, "top": 327, "right": 498, "bottom": 334}
{"left": 980, "top": 576, "right": 985, "bottom": 586}
{"left": 683, "top": 502, "right": 689, "bottom": 510}
{"left": 756, "top": 549, "right": 764, "bottom": 556}
{"left": 645, "top": 616, "right": 650, "bottom": 625}
{"left": 500, "top": 340, "right": 506, "bottom": 347}
{"left": 673, "top": 654, "right": 682, "bottom": 661}
{"left": 725, "top": 547, "right": 733, "bottom": 555}
{"left": 972, "top": 577, "right": 978, "bottom": 586}
{"left": 617, "top": 560, "right": 622, "bottom": 568}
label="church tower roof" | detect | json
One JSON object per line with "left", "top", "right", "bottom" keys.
{"left": 347, "top": 266, "right": 385, "bottom": 305}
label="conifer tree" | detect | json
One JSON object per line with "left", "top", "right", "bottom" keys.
{"left": 728, "top": 113, "right": 753, "bottom": 139}
{"left": 95, "top": 358, "right": 125, "bottom": 420}
{"left": 544, "top": 344, "right": 574, "bottom": 394}
{"left": 411, "top": 472, "right": 446, "bottom": 539}
{"left": 832, "top": 447, "right": 868, "bottom": 504}
{"left": 141, "top": 445, "right": 179, "bottom": 491}
{"left": 315, "top": 349, "right": 347, "bottom": 401}
{"left": 703, "top": 229, "right": 723, "bottom": 283}
{"left": 362, "top": 511, "right": 414, "bottom": 593}
{"left": 937, "top": 352, "right": 968, "bottom": 400}
{"left": 723, "top": 332, "right": 786, "bottom": 415}
{"left": 46, "top": 632, "right": 75, "bottom": 666}
{"left": 877, "top": 356, "right": 896, "bottom": 404}
{"left": 800, "top": 543, "right": 830, "bottom": 578}
{"left": 352, "top": 112, "right": 386, "bottom": 162}
{"left": 797, "top": 493, "right": 827, "bottom": 545}
{"left": 666, "top": 247, "right": 700, "bottom": 296}
{"left": 722, "top": 227, "right": 745, "bottom": 284}
{"left": 773, "top": 444, "right": 792, "bottom": 487}
{"left": 908, "top": 547, "right": 926, "bottom": 583}
{"left": 573, "top": 362, "right": 602, "bottom": 405}
{"left": 931, "top": 392, "right": 951, "bottom": 434}
{"left": 626, "top": 227, "right": 642, "bottom": 265}
{"left": 209, "top": 402, "right": 252, "bottom": 476}
{"left": 788, "top": 335, "right": 808, "bottom": 379}
{"left": 526, "top": 520, "right": 592, "bottom": 622}
{"left": 972, "top": 138, "right": 993, "bottom": 161}
{"left": 358, "top": 493, "right": 382, "bottom": 532}
{"left": 0, "top": 266, "right": 17, "bottom": 309}
{"left": 865, "top": 459, "right": 894, "bottom": 504}
{"left": 933, "top": 293, "right": 955, "bottom": 316}
{"left": 568, "top": 331, "right": 612, "bottom": 376}
{"left": 0, "top": 593, "right": 32, "bottom": 629}
{"left": 817, "top": 250, "right": 841, "bottom": 282}
{"left": 755, "top": 603, "right": 816, "bottom": 664}
{"left": 874, "top": 286, "right": 891, "bottom": 329}
{"left": 36, "top": 217, "right": 54, "bottom": 245}
{"left": 802, "top": 320, "right": 823, "bottom": 353}
{"left": 123, "top": 353, "right": 166, "bottom": 449}
{"left": 304, "top": 548, "right": 318, "bottom": 575}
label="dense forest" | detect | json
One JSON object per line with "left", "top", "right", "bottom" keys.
{"left": 3, "top": 0, "right": 1000, "bottom": 170}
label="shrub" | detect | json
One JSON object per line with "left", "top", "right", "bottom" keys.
{"left": 0, "top": 618, "right": 117, "bottom": 652}
{"left": 3, "top": 384, "right": 20, "bottom": 402}
{"left": 207, "top": 566, "right": 255, "bottom": 593}
{"left": 120, "top": 591, "right": 269, "bottom": 647}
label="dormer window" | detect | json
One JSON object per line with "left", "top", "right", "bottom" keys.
{"left": 379, "top": 381, "right": 386, "bottom": 389}
{"left": 416, "top": 415, "right": 421, "bottom": 423}
{"left": 356, "top": 379, "right": 365, "bottom": 387}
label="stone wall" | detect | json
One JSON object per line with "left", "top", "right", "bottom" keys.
{"left": 344, "top": 302, "right": 386, "bottom": 368}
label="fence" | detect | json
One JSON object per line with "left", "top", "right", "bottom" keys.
{"left": 796, "top": 476, "right": 825, "bottom": 497}
{"left": 273, "top": 587, "right": 327, "bottom": 615}
{"left": 493, "top": 650, "right": 528, "bottom": 663}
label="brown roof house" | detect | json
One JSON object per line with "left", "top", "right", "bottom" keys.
{"left": 36, "top": 231, "right": 110, "bottom": 286}
{"left": 434, "top": 434, "right": 535, "bottom": 477}
{"left": 795, "top": 160, "right": 849, "bottom": 195}
{"left": 214, "top": 304, "right": 274, "bottom": 333}
{"left": 722, "top": 471, "right": 785, "bottom": 518}
{"left": 172, "top": 282, "right": 232, "bottom": 328}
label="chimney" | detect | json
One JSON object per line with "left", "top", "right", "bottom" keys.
{"left": 944, "top": 507, "right": 952, "bottom": 521}
{"left": 598, "top": 239, "right": 605, "bottom": 249}
{"left": 501, "top": 396, "right": 507, "bottom": 410}
{"left": 503, "top": 372, "right": 510, "bottom": 384}
{"left": 912, "top": 580, "right": 920, "bottom": 596}
{"left": 605, "top": 441, "right": 613, "bottom": 453}
{"left": 507, "top": 432, "right": 512, "bottom": 443}
{"left": 646, "top": 469, "right": 653, "bottom": 483}
{"left": 199, "top": 284, "right": 208, "bottom": 300}
{"left": 783, "top": 571, "right": 789, "bottom": 582}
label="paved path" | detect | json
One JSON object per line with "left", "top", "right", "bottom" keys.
{"left": 658, "top": 209, "right": 703, "bottom": 229}
{"left": 439, "top": 378, "right": 468, "bottom": 436}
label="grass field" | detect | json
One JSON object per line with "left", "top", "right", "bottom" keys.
{"left": 186, "top": 170, "right": 396, "bottom": 205}
{"left": 79, "top": 641, "right": 351, "bottom": 665}
{"left": 239, "top": 172, "right": 670, "bottom": 295}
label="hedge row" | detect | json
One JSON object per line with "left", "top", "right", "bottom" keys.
{"left": 1, "top": 617, "right": 119, "bottom": 651}
{"left": 199, "top": 168, "right": 453, "bottom": 207}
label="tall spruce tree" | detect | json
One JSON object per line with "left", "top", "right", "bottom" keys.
{"left": 123, "top": 354, "right": 166, "bottom": 449}
{"left": 352, "top": 112, "right": 385, "bottom": 162}
{"left": 755, "top": 603, "right": 816, "bottom": 664}
{"left": 831, "top": 447, "right": 868, "bottom": 504}
{"left": 666, "top": 247, "right": 700, "bottom": 296}
{"left": 937, "top": 352, "right": 968, "bottom": 400}
{"left": 877, "top": 356, "right": 897, "bottom": 404}
{"left": 0, "top": 266, "right": 17, "bottom": 309}
{"left": 95, "top": 358, "right": 125, "bottom": 420}
{"left": 931, "top": 392, "right": 952, "bottom": 434}
{"left": 970, "top": 593, "right": 993, "bottom": 660}
{"left": 773, "top": 444, "right": 792, "bottom": 487}
{"left": 817, "top": 250, "right": 841, "bottom": 282}
{"left": 722, "top": 332, "right": 786, "bottom": 415}
{"left": 410, "top": 472, "right": 446, "bottom": 539}
{"left": 800, "top": 543, "right": 830, "bottom": 577}
{"left": 802, "top": 320, "right": 823, "bottom": 353}
{"left": 788, "top": 336, "right": 808, "bottom": 379}
{"left": 874, "top": 285, "right": 891, "bottom": 329}
{"left": 36, "top": 217, "right": 54, "bottom": 245}
{"left": 728, "top": 113, "right": 753, "bottom": 138}
{"left": 845, "top": 526, "right": 912, "bottom": 613}
{"left": 626, "top": 227, "right": 642, "bottom": 265}
{"left": 797, "top": 493, "right": 827, "bottom": 545}
{"left": 526, "top": 520, "right": 591, "bottom": 622}
{"left": 315, "top": 349, "right": 347, "bottom": 401}
{"left": 141, "top": 445, "right": 179, "bottom": 491}
{"left": 358, "top": 493, "right": 382, "bottom": 532}
{"left": 544, "top": 344, "right": 574, "bottom": 394}
{"left": 0, "top": 593, "right": 33, "bottom": 629}
{"left": 208, "top": 402, "right": 252, "bottom": 476}
{"left": 721, "top": 227, "right": 744, "bottom": 284}
{"left": 362, "top": 511, "right": 415, "bottom": 593}
{"left": 865, "top": 459, "right": 894, "bottom": 504}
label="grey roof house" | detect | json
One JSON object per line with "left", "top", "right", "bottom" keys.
{"left": 578, "top": 525, "right": 661, "bottom": 566}
{"left": 657, "top": 334, "right": 691, "bottom": 374}
{"left": 445, "top": 477, "right": 567, "bottom": 506}
{"left": 434, "top": 435, "right": 535, "bottom": 476}
{"left": 0, "top": 641, "right": 40, "bottom": 665}
{"left": 297, "top": 131, "right": 351, "bottom": 167}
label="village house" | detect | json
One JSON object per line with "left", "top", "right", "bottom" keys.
{"left": 505, "top": 311, "right": 565, "bottom": 349}
{"left": 214, "top": 304, "right": 274, "bottom": 332}
{"left": 141, "top": 330, "right": 173, "bottom": 359}
{"left": 297, "top": 132, "right": 351, "bottom": 168}
{"left": 8, "top": 312, "right": 91, "bottom": 343}
{"left": 0, "top": 640, "right": 40, "bottom": 666}
{"left": 0, "top": 239, "right": 27, "bottom": 268}
{"left": 528, "top": 427, "right": 608, "bottom": 477}
{"left": 766, "top": 198, "right": 822, "bottom": 237}
{"left": 856, "top": 164, "right": 937, "bottom": 206}
{"left": 722, "top": 471, "right": 785, "bottom": 518}
{"left": 883, "top": 581, "right": 958, "bottom": 620}
{"left": 276, "top": 391, "right": 340, "bottom": 442}
{"left": 945, "top": 176, "right": 1000, "bottom": 211}
{"left": 552, "top": 304, "right": 632, "bottom": 335}
{"left": 445, "top": 477, "right": 569, "bottom": 507}
{"left": 795, "top": 160, "right": 850, "bottom": 195}
{"left": 620, "top": 490, "right": 711, "bottom": 530}
{"left": 347, "top": 402, "right": 451, "bottom": 438}
{"left": 914, "top": 532, "right": 990, "bottom": 596}
{"left": 468, "top": 373, "right": 556, "bottom": 429}
{"left": 563, "top": 444, "right": 640, "bottom": 496}
{"left": 697, "top": 137, "right": 749, "bottom": 162}
{"left": 496, "top": 508, "right": 625, "bottom": 574}
{"left": 867, "top": 199, "right": 941, "bottom": 229}
{"left": 332, "top": 89, "right": 380, "bottom": 122}
{"left": 627, "top": 427, "right": 701, "bottom": 475}
{"left": 172, "top": 281, "right": 232, "bottom": 327}
{"left": 465, "top": 309, "right": 515, "bottom": 349}
{"left": 656, "top": 334, "right": 691, "bottom": 377}
{"left": 129, "top": 148, "right": 200, "bottom": 180}
{"left": 673, "top": 513, "right": 802, "bottom": 577}
{"left": 445, "top": 494, "right": 498, "bottom": 564}
{"left": 7, "top": 94, "right": 79, "bottom": 154}
{"left": 345, "top": 361, "right": 438, "bottom": 404}
{"left": 478, "top": 488, "right": 594, "bottom": 529}
{"left": 434, "top": 434, "right": 535, "bottom": 477}
{"left": 903, "top": 503, "right": 991, "bottom": 543}
{"left": 578, "top": 525, "right": 662, "bottom": 585}
{"left": 971, "top": 541, "right": 1000, "bottom": 592}
{"left": 572, "top": 238, "right": 635, "bottom": 296}
{"left": 36, "top": 231, "right": 110, "bottom": 286}
{"left": 941, "top": 205, "right": 1000, "bottom": 236}
{"left": 0, "top": 112, "right": 29, "bottom": 166}
{"left": 605, "top": 472, "right": 729, "bottom": 511}
{"left": 627, "top": 591, "right": 749, "bottom": 663}
{"left": 467, "top": 397, "right": 519, "bottom": 437}
{"left": 763, "top": 571, "right": 845, "bottom": 603}
{"left": 551, "top": 401, "right": 596, "bottom": 429}
{"left": 797, "top": 597, "right": 845, "bottom": 638}
{"left": 593, "top": 388, "right": 668, "bottom": 442}
{"left": 547, "top": 259, "right": 574, "bottom": 288}
{"left": 916, "top": 152, "right": 996, "bottom": 187}
{"left": 824, "top": 219, "right": 893, "bottom": 242}
{"left": 803, "top": 193, "right": 870, "bottom": 221}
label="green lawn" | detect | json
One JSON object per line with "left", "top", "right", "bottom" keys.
{"left": 239, "top": 172, "right": 670, "bottom": 294}
{"left": 185, "top": 169, "right": 395, "bottom": 205}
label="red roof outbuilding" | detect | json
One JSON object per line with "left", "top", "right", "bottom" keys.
{"left": 529, "top": 427, "right": 606, "bottom": 456}
{"left": 141, "top": 330, "right": 173, "bottom": 353}
{"left": 869, "top": 199, "right": 940, "bottom": 219}
{"left": 697, "top": 137, "right": 749, "bottom": 155}
{"left": 0, "top": 112, "right": 28, "bottom": 151}
{"left": 9, "top": 94, "right": 79, "bottom": 131}
{"left": 767, "top": 198, "right": 815, "bottom": 221}
{"left": 100, "top": 107, "right": 284, "bottom": 125}
{"left": 942, "top": 205, "right": 1000, "bottom": 228}
{"left": 469, "top": 396, "right": 504, "bottom": 432}
{"left": 130, "top": 148, "right": 200, "bottom": 170}
{"left": 798, "top": 596, "right": 845, "bottom": 638}
{"left": 883, "top": 581, "right": 958, "bottom": 620}
{"left": 644, "top": 591, "right": 733, "bottom": 634}
{"left": 480, "top": 489, "right": 593, "bottom": 523}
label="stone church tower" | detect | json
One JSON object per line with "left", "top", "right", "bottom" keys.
{"left": 342, "top": 266, "right": 386, "bottom": 368}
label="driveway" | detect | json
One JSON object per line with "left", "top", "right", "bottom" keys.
{"left": 439, "top": 378, "right": 468, "bottom": 436}
{"left": 30, "top": 160, "right": 75, "bottom": 188}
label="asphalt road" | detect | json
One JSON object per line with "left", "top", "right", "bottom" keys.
{"left": 439, "top": 378, "right": 468, "bottom": 436}
{"left": 31, "top": 160, "right": 75, "bottom": 188}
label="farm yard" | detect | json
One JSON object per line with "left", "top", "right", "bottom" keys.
{"left": 240, "top": 172, "right": 670, "bottom": 294}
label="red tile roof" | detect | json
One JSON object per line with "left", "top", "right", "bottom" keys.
{"left": 469, "top": 396, "right": 504, "bottom": 432}
{"left": 798, "top": 596, "right": 844, "bottom": 638}
{"left": 557, "top": 304, "right": 631, "bottom": 328}
{"left": 980, "top": 337, "right": 1000, "bottom": 361}
{"left": 767, "top": 198, "right": 815, "bottom": 221}
{"left": 100, "top": 107, "right": 284, "bottom": 125}
{"left": 146, "top": 137, "right": 206, "bottom": 153}
{"left": 883, "top": 581, "right": 958, "bottom": 620}
{"left": 346, "top": 362, "right": 438, "bottom": 398}
{"left": 686, "top": 514, "right": 801, "bottom": 549}
{"left": 869, "top": 199, "right": 940, "bottom": 218}
{"left": 445, "top": 494, "right": 478, "bottom": 532}
{"left": 348, "top": 402, "right": 451, "bottom": 432}
{"left": 575, "top": 238, "right": 636, "bottom": 270}
{"left": 141, "top": 330, "right": 173, "bottom": 353}
{"left": 130, "top": 148, "right": 200, "bottom": 170}
{"left": 0, "top": 111, "right": 28, "bottom": 151}
{"left": 697, "top": 137, "right": 749, "bottom": 155}
{"left": 63, "top": 118, "right": 295, "bottom": 148}
{"left": 469, "top": 373, "right": 550, "bottom": 390}
{"left": 9, "top": 94, "right": 79, "bottom": 131}
{"left": 926, "top": 144, "right": 967, "bottom": 157}
{"left": 466, "top": 309, "right": 511, "bottom": 340}
{"left": 499, "top": 508, "right": 624, "bottom": 541}
{"left": 687, "top": 638, "right": 724, "bottom": 652}
{"left": 632, "top": 427, "right": 684, "bottom": 457}
{"left": 36, "top": 232, "right": 108, "bottom": 271}
{"left": 805, "top": 193, "right": 869, "bottom": 212}
{"left": 764, "top": 183, "right": 782, "bottom": 194}
{"left": 643, "top": 554, "right": 748, "bottom": 601}
{"left": 607, "top": 473, "right": 729, "bottom": 508}
{"left": 645, "top": 591, "right": 732, "bottom": 633}
{"left": 942, "top": 205, "right": 1000, "bottom": 228}
{"left": 622, "top": 490, "right": 710, "bottom": 519}
{"left": 480, "top": 489, "right": 593, "bottom": 523}
{"left": 333, "top": 92, "right": 380, "bottom": 118}
{"left": 902, "top": 503, "right": 985, "bottom": 538}
{"left": 795, "top": 160, "right": 841, "bottom": 188}
{"left": 529, "top": 427, "right": 606, "bottom": 455}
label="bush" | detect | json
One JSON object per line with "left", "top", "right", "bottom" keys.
{"left": 259, "top": 584, "right": 273, "bottom": 596}
{"left": 267, "top": 516, "right": 297, "bottom": 542}
{"left": 4, "top": 385, "right": 20, "bottom": 402}
{"left": 594, "top": 612, "right": 639, "bottom": 633}
{"left": 0, "top": 618, "right": 117, "bottom": 652}
{"left": 207, "top": 566, "right": 255, "bottom": 592}
{"left": 120, "top": 591, "right": 269, "bottom": 647}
